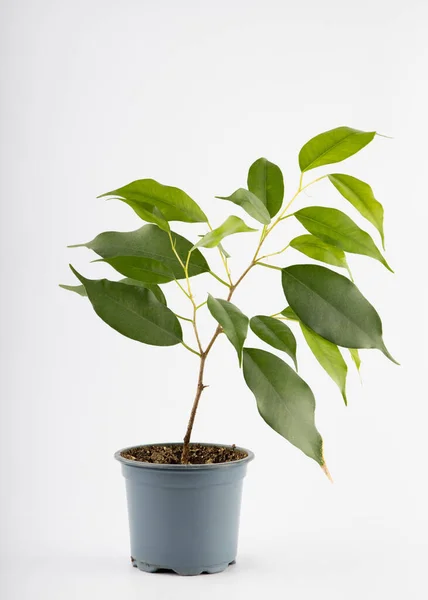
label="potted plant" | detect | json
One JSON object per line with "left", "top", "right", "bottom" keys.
{"left": 61, "top": 126, "right": 397, "bottom": 575}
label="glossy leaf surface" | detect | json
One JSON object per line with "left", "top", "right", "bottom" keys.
{"left": 293, "top": 206, "right": 392, "bottom": 271}
{"left": 281, "top": 264, "right": 397, "bottom": 362}
{"left": 216, "top": 188, "right": 271, "bottom": 224}
{"left": 243, "top": 348, "right": 325, "bottom": 466}
{"left": 298, "top": 127, "right": 376, "bottom": 172}
{"left": 290, "top": 234, "right": 349, "bottom": 270}
{"left": 250, "top": 316, "right": 297, "bottom": 370}
{"left": 300, "top": 322, "right": 348, "bottom": 405}
{"left": 247, "top": 158, "right": 284, "bottom": 217}
{"left": 69, "top": 267, "right": 182, "bottom": 346}
{"left": 60, "top": 278, "right": 166, "bottom": 304}
{"left": 70, "top": 225, "right": 209, "bottom": 280}
{"left": 194, "top": 216, "right": 257, "bottom": 249}
{"left": 329, "top": 174, "right": 385, "bottom": 248}
{"left": 207, "top": 295, "right": 248, "bottom": 365}
{"left": 97, "top": 256, "right": 174, "bottom": 284}
{"left": 99, "top": 179, "right": 207, "bottom": 226}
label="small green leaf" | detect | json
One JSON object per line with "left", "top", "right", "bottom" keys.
{"left": 250, "top": 316, "right": 297, "bottom": 370}
{"left": 243, "top": 348, "right": 325, "bottom": 467}
{"left": 69, "top": 266, "right": 182, "bottom": 346}
{"left": 194, "top": 216, "right": 257, "bottom": 249}
{"left": 281, "top": 306, "right": 299, "bottom": 320}
{"left": 281, "top": 264, "right": 397, "bottom": 363}
{"left": 328, "top": 174, "right": 385, "bottom": 249}
{"left": 96, "top": 256, "right": 175, "bottom": 284}
{"left": 60, "top": 278, "right": 167, "bottom": 304}
{"left": 247, "top": 158, "right": 284, "bottom": 217}
{"left": 216, "top": 188, "right": 271, "bottom": 225}
{"left": 69, "top": 224, "right": 210, "bottom": 280}
{"left": 290, "top": 234, "right": 349, "bottom": 270}
{"left": 298, "top": 126, "right": 376, "bottom": 172}
{"left": 207, "top": 295, "right": 249, "bottom": 365}
{"left": 349, "top": 348, "right": 362, "bottom": 372}
{"left": 300, "top": 322, "right": 348, "bottom": 405}
{"left": 293, "top": 206, "right": 392, "bottom": 272}
{"left": 99, "top": 179, "right": 208, "bottom": 225}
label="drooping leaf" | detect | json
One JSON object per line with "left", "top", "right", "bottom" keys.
{"left": 298, "top": 126, "right": 376, "bottom": 172}
{"left": 95, "top": 256, "right": 175, "bottom": 284}
{"left": 243, "top": 348, "right": 325, "bottom": 466}
{"left": 194, "top": 216, "right": 257, "bottom": 249}
{"left": 60, "top": 278, "right": 167, "bottom": 304}
{"left": 69, "top": 266, "right": 182, "bottom": 346}
{"left": 69, "top": 224, "right": 210, "bottom": 280}
{"left": 300, "top": 322, "right": 348, "bottom": 405}
{"left": 293, "top": 206, "right": 392, "bottom": 272}
{"left": 290, "top": 234, "right": 349, "bottom": 270}
{"left": 328, "top": 174, "right": 385, "bottom": 249}
{"left": 281, "top": 264, "right": 397, "bottom": 363}
{"left": 349, "top": 348, "right": 362, "bottom": 372}
{"left": 216, "top": 188, "right": 271, "bottom": 225}
{"left": 99, "top": 179, "right": 208, "bottom": 226}
{"left": 250, "top": 316, "right": 297, "bottom": 370}
{"left": 207, "top": 295, "right": 248, "bottom": 365}
{"left": 247, "top": 158, "right": 284, "bottom": 217}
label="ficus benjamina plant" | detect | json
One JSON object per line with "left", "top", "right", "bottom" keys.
{"left": 61, "top": 126, "right": 398, "bottom": 476}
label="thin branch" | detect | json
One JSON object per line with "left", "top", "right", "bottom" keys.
{"left": 209, "top": 271, "right": 230, "bottom": 287}
{"left": 181, "top": 341, "right": 201, "bottom": 356}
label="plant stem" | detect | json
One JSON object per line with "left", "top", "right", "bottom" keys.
{"left": 255, "top": 261, "right": 282, "bottom": 271}
{"left": 180, "top": 173, "right": 327, "bottom": 463}
{"left": 181, "top": 341, "right": 201, "bottom": 356}
{"left": 209, "top": 271, "right": 230, "bottom": 287}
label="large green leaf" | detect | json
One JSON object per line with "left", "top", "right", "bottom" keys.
{"left": 290, "top": 234, "right": 349, "bottom": 271}
{"left": 247, "top": 158, "right": 284, "bottom": 217}
{"left": 250, "top": 316, "right": 297, "bottom": 370}
{"left": 96, "top": 256, "right": 174, "bottom": 284}
{"left": 328, "top": 174, "right": 385, "bottom": 249}
{"left": 216, "top": 188, "right": 271, "bottom": 225}
{"left": 243, "top": 348, "right": 325, "bottom": 466}
{"left": 293, "top": 206, "right": 392, "bottom": 272}
{"left": 281, "top": 264, "right": 397, "bottom": 363}
{"left": 300, "top": 322, "right": 348, "bottom": 406}
{"left": 298, "top": 126, "right": 376, "bottom": 172}
{"left": 60, "top": 278, "right": 167, "bottom": 304}
{"left": 207, "top": 295, "right": 248, "bottom": 365}
{"left": 194, "top": 216, "right": 256, "bottom": 249}
{"left": 69, "top": 224, "right": 210, "bottom": 280}
{"left": 69, "top": 266, "right": 182, "bottom": 346}
{"left": 99, "top": 179, "right": 207, "bottom": 226}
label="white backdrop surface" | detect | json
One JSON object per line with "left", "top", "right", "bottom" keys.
{"left": 1, "top": 1, "right": 427, "bottom": 598}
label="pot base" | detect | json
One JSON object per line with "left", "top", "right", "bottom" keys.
{"left": 131, "top": 556, "right": 236, "bottom": 576}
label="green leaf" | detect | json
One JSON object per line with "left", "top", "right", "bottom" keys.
{"left": 281, "top": 306, "right": 299, "bottom": 320}
{"left": 250, "top": 316, "right": 297, "bottom": 370}
{"left": 281, "top": 264, "right": 397, "bottom": 363}
{"left": 194, "top": 216, "right": 257, "bottom": 249}
{"left": 247, "top": 158, "right": 284, "bottom": 217}
{"left": 69, "top": 224, "right": 210, "bottom": 280}
{"left": 243, "top": 348, "right": 325, "bottom": 467}
{"left": 60, "top": 278, "right": 167, "bottom": 304}
{"left": 99, "top": 179, "right": 207, "bottom": 226}
{"left": 290, "top": 234, "right": 349, "bottom": 270}
{"left": 69, "top": 266, "right": 182, "bottom": 346}
{"left": 207, "top": 295, "right": 249, "bottom": 365}
{"left": 216, "top": 188, "right": 271, "bottom": 225}
{"left": 96, "top": 256, "right": 175, "bottom": 284}
{"left": 349, "top": 348, "right": 362, "bottom": 372}
{"left": 293, "top": 206, "right": 392, "bottom": 272}
{"left": 300, "top": 322, "right": 348, "bottom": 406}
{"left": 298, "top": 126, "right": 376, "bottom": 172}
{"left": 328, "top": 174, "right": 385, "bottom": 249}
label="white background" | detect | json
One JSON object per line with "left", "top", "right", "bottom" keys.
{"left": 1, "top": 1, "right": 427, "bottom": 598}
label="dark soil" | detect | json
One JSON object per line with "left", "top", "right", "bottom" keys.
{"left": 121, "top": 444, "right": 247, "bottom": 465}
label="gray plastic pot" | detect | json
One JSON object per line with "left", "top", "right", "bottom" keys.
{"left": 115, "top": 443, "right": 254, "bottom": 576}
